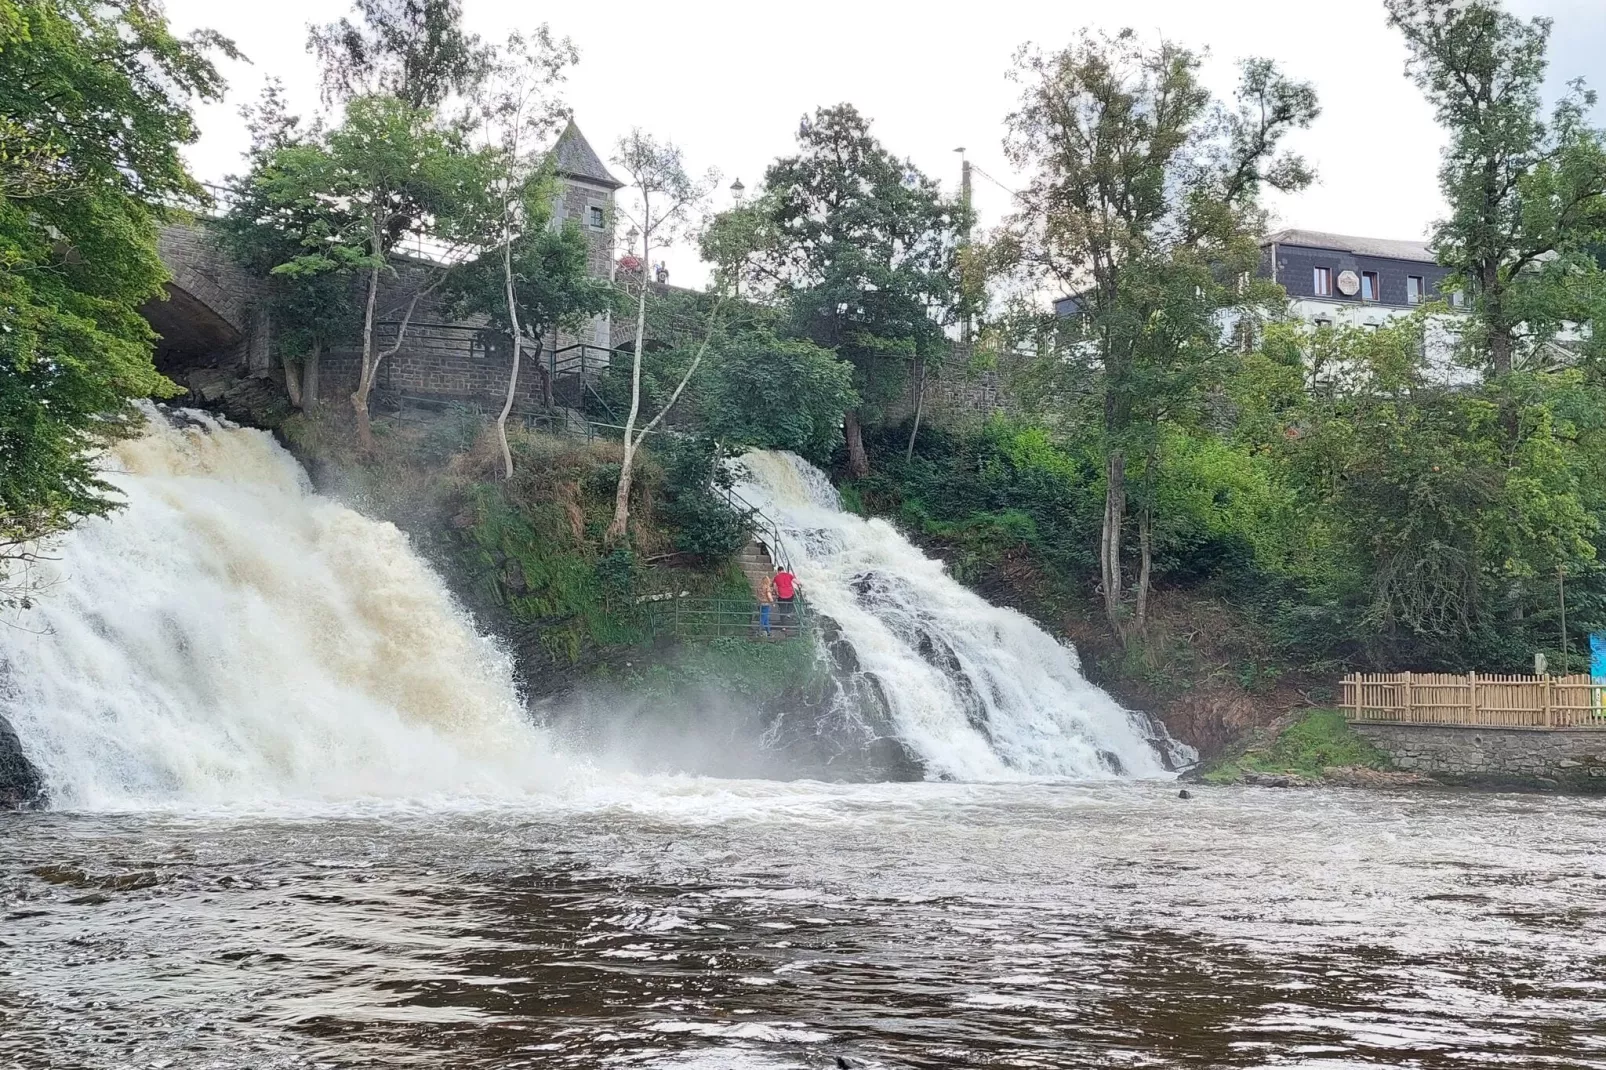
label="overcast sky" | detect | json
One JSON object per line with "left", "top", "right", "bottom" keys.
{"left": 165, "top": 0, "right": 1603, "bottom": 287}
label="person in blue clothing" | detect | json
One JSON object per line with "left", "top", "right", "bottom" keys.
{"left": 758, "top": 572, "right": 776, "bottom": 637}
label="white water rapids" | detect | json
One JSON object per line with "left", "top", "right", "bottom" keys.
{"left": 732, "top": 450, "right": 1186, "bottom": 781}
{"left": 0, "top": 408, "right": 567, "bottom": 809}
{"left": 0, "top": 412, "right": 1180, "bottom": 809}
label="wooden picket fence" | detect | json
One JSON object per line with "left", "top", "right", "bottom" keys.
{"left": 1342, "top": 672, "right": 1606, "bottom": 729}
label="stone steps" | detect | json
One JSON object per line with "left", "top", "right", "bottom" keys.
{"left": 737, "top": 539, "right": 775, "bottom": 600}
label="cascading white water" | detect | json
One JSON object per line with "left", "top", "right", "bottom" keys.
{"left": 732, "top": 450, "right": 1189, "bottom": 781}
{"left": 0, "top": 407, "right": 569, "bottom": 810}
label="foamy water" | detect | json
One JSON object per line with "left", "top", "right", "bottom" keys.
{"left": 0, "top": 408, "right": 571, "bottom": 809}
{"left": 731, "top": 450, "right": 1186, "bottom": 780}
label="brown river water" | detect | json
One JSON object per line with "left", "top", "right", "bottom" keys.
{"left": 2, "top": 780, "right": 1604, "bottom": 1069}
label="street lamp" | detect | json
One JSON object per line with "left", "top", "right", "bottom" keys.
{"left": 730, "top": 178, "right": 745, "bottom": 205}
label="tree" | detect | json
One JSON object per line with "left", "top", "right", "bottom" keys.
{"left": 449, "top": 27, "right": 613, "bottom": 479}
{"left": 1005, "top": 31, "right": 1317, "bottom": 642}
{"left": 310, "top": 0, "right": 487, "bottom": 110}
{"left": 605, "top": 130, "right": 720, "bottom": 545}
{"left": 0, "top": 0, "right": 233, "bottom": 606}
{"left": 717, "top": 105, "right": 964, "bottom": 478}
{"left": 1388, "top": 0, "right": 1606, "bottom": 377}
{"left": 216, "top": 81, "right": 359, "bottom": 411}
{"left": 703, "top": 331, "right": 856, "bottom": 462}
{"left": 237, "top": 94, "right": 490, "bottom": 447}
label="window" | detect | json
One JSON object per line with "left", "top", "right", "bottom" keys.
{"left": 587, "top": 205, "right": 605, "bottom": 230}
{"left": 1407, "top": 275, "right": 1425, "bottom": 304}
{"left": 1313, "top": 266, "right": 1332, "bottom": 296}
{"left": 1360, "top": 271, "right": 1379, "bottom": 301}
{"left": 1449, "top": 289, "right": 1465, "bottom": 309}
{"left": 1313, "top": 317, "right": 1333, "bottom": 329}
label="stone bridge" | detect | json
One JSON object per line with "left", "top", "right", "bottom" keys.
{"left": 144, "top": 223, "right": 273, "bottom": 381}
{"left": 142, "top": 221, "right": 609, "bottom": 417}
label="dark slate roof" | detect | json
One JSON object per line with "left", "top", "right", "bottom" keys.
{"left": 1262, "top": 228, "right": 1434, "bottom": 263}
{"left": 552, "top": 119, "right": 624, "bottom": 190}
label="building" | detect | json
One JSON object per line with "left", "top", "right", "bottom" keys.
{"left": 549, "top": 119, "right": 624, "bottom": 354}
{"left": 1260, "top": 229, "right": 1460, "bottom": 331}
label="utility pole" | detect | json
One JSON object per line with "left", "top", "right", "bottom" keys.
{"left": 956, "top": 147, "right": 973, "bottom": 347}
{"left": 1560, "top": 564, "right": 1569, "bottom": 675}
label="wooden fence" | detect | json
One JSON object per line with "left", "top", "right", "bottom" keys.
{"left": 1342, "top": 672, "right": 1606, "bottom": 729}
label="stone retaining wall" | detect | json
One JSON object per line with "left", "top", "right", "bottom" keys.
{"left": 1351, "top": 722, "right": 1606, "bottom": 789}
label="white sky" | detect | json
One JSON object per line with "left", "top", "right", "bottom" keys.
{"left": 166, "top": 0, "right": 1603, "bottom": 289}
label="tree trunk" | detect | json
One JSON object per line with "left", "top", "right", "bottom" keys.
{"left": 606, "top": 232, "right": 652, "bottom": 546}
{"left": 1482, "top": 262, "right": 1512, "bottom": 377}
{"left": 496, "top": 231, "right": 523, "bottom": 480}
{"left": 301, "top": 342, "right": 320, "bottom": 412}
{"left": 351, "top": 259, "right": 381, "bottom": 449}
{"left": 904, "top": 357, "right": 927, "bottom": 463}
{"left": 1134, "top": 498, "right": 1153, "bottom": 639}
{"left": 1100, "top": 449, "right": 1127, "bottom": 639}
{"left": 844, "top": 409, "right": 870, "bottom": 479}
{"left": 282, "top": 350, "right": 303, "bottom": 409}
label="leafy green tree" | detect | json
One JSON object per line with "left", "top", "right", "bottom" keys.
{"left": 216, "top": 81, "right": 359, "bottom": 411}
{"left": 230, "top": 93, "right": 492, "bottom": 446}
{"left": 0, "top": 0, "right": 232, "bottom": 605}
{"left": 716, "top": 105, "right": 965, "bottom": 479}
{"left": 606, "top": 129, "right": 721, "bottom": 545}
{"left": 703, "top": 331, "right": 856, "bottom": 462}
{"left": 1388, "top": 0, "right": 1606, "bottom": 377}
{"left": 1005, "top": 31, "right": 1317, "bottom": 641}
{"left": 310, "top": 0, "right": 487, "bottom": 109}
{"left": 447, "top": 27, "right": 613, "bottom": 479}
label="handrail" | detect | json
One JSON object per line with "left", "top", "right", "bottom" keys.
{"left": 714, "top": 482, "right": 793, "bottom": 574}
{"left": 641, "top": 595, "right": 810, "bottom": 642}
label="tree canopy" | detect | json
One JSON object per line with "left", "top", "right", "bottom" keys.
{"left": 0, "top": 0, "right": 233, "bottom": 605}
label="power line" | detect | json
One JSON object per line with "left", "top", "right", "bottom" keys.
{"left": 967, "top": 163, "right": 1023, "bottom": 201}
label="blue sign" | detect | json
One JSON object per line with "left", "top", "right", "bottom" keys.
{"left": 1591, "top": 632, "right": 1606, "bottom": 682}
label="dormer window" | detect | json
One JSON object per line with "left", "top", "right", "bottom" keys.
{"left": 587, "top": 205, "right": 605, "bottom": 230}
{"left": 1360, "top": 271, "right": 1379, "bottom": 301}
{"left": 1313, "top": 266, "right": 1332, "bottom": 296}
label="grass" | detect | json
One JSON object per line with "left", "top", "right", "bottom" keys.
{"left": 1203, "top": 709, "right": 1393, "bottom": 784}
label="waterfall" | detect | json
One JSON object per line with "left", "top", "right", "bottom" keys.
{"left": 0, "top": 407, "right": 566, "bottom": 810}
{"left": 731, "top": 450, "right": 1190, "bottom": 781}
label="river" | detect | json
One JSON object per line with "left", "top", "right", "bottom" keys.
{"left": 4, "top": 783, "right": 1604, "bottom": 1068}
{"left": 2, "top": 413, "right": 1603, "bottom": 1067}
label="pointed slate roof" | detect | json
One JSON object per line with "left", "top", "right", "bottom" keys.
{"left": 552, "top": 119, "right": 624, "bottom": 190}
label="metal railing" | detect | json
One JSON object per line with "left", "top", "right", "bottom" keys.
{"left": 642, "top": 596, "right": 810, "bottom": 642}
{"left": 714, "top": 482, "right": 792, "bottom": 574}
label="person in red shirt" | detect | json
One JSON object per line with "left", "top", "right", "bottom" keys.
{"left": 772, "top": 566, "right": 797, "bottom": 633}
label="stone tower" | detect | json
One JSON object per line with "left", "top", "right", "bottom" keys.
{"left": 550, "top": 119, "right": 623, "bottom": 353}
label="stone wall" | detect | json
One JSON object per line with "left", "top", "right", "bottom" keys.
{"left": 884, "top": 347, "right": 1029, "bottom": 429}
{"left": 1351, "top": 722, "right": 1606, "bottom": 789}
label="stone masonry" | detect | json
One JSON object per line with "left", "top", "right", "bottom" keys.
{"left": 1351, "top": 722, "right": 1606, "bottom": 789}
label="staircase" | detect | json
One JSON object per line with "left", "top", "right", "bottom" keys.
{"left": 736, "top": 539, "right": 776, "bottom": 600}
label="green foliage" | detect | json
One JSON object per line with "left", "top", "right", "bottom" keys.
{"left": 705, "top": 104, "right": 966, "bottom": 472}
{"left": 703, "top": 331, "right": 857, "bottom": 462}
{"left": 1004, "top": 29, "right": 1319, "bottom": 639}
{"left": 0, "top": 0, "right": 230, "bottom": 602}
{"left": 651, "top": 434, "right": 750, "bottom": 560}
{"left": 1387, "top": 0, "right": 1606, "bottom": 375}
{"left": 441, "top": 173, "right": 615, "bottom": 343}
{"left": 602, "top": 636, "right": 824, "bottom": 705}
{"left": 1203, "top": 710, "right": 1392, "bottom": 783}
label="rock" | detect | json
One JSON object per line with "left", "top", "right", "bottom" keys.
{"left": 1243, "top": 772, "right": 1304, "bottom": 788}
{"left": 0, "top": 716, "right": 44, "bottom": 810}
{"left": 1177, "top": 789, "right": 1194, "bottom": 800}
